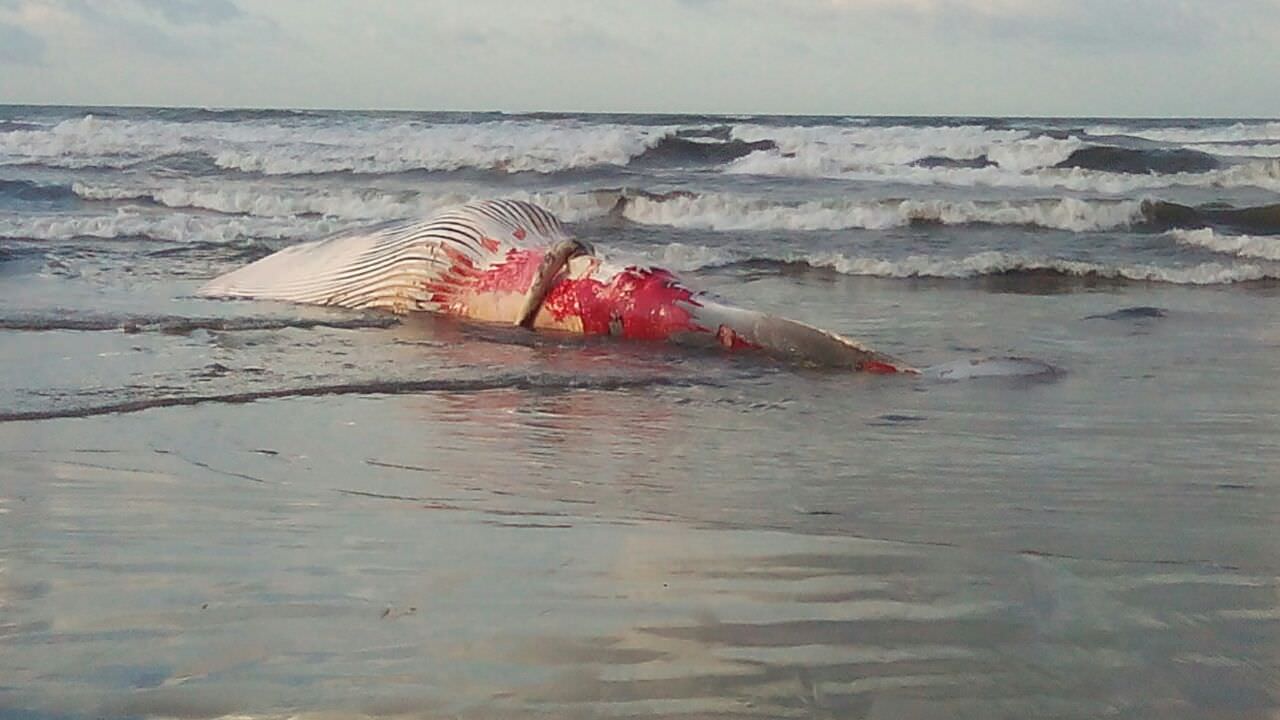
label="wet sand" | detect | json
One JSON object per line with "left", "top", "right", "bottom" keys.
{"left": 3, "top": 273, "right": 1279, "bottom": 719}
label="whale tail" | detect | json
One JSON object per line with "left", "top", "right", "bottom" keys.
{"left": 682, "top": 298, "right": 916, "bottom": 373}
{"left": 197, "top": 200, "right": 572, "bottom": 314}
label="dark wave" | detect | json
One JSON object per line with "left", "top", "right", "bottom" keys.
{"left": 1141, "top": 200, "right": 1280, "bottom": 234}
{"left": 0, "top": 179, "right": 78, "bottom": 203}
{"left": 631, "top": 135, "right": 776, "bottom": 167}
{"left": 0, "top": 374, "right": 715, "bottom": 423}
{"left": 712, "top": 258, "right": 1276, "bottom": 291}
{"left": 0, "top": 313, "right": 400, "bottom": 333}
{"left": 1057, "top": 146, "right": 1220, "bottom": 174}
{"left": 586, "top": 187, "right": 700, "bottom": 216}
{"left": 145, "top": 151, "right": 226, "bottom": 175}
{"left": 1085, "top": 306, "right": 1168, "bottom": 321}
{"left": 912, "top": 155, "right": 995, "bottom": 169}
{"left": 144, "top": 107, "right": 326, "bottom": 123}
{"left": 675, "top": 125, "right": 734, "bottom": 141}
{"left": 0, "top": 120, "right": 42, "bottom": 133}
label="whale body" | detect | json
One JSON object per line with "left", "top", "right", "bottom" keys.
{"left": 200, "top": 199, "right": 1056, "bottom": 379}
{"left": 199, "top": 200, "right": 913, "bottom": 372}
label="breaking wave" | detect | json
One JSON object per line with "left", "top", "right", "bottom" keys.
{"left": 0, "top": 178, "right": 78, "bottom": 202}
{"left": 626, "top": 245, "right": 1278, "bottom": 286}
{"left": 6, "top": 114, "right": 1279, "bottom": 191}
{"left": 14, "top": 181, "right": 1280, "bottom": 243}
{"left": 729, "top": 123, "right": 1082, "bottom": 173}
{"left": 792, "top": 252, "right": 1273, "bottom": 284}
{"left": 0, "top": 114, "right": 674, "bottom": 174}
{"left": 0, "top": 210, "right": 348, "bottom": 244}
{"left": 1169, "top": 228, "right": 1280, "bottom": 262}
{"left": 600, "top": 192, "right": 1280, "bottom": 235}
{"left": 608, "top": 192, "right": 1149, "bottom": 232}
{"left": 1187, "top": 143, "right": 1280, "bottom": 159}
{"left": 727, "top": 151, "right": 1280, "bottom": 193}
{"left": 71, "top": 181, "right": 470, "bottom": 220}
{"left": 1085, "top": 121, "right": 1280, "bottom": 145}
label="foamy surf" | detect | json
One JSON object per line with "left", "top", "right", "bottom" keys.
{"left": 615, "top": 193, "right": 1149, "bottom": 232}
{"left": 1085, "top": 121, "right": 1280, "bottom": 145}
{"left": 726, "top": 152, "right": 1280, "bottom": 193}
{"left": 626, "top": 245, "right": 1277, "bottom": 285}
{"left": 0, "top": 114, "right": 676, "bottom": 174}
{"left": 0, "top": 210, "right": 348, "bottom": 244}
{"left": 1169, "top": 228, "right": 1280, "bottom": 262}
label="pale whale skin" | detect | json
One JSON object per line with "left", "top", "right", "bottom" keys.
{"left": 200, "top": 199, "right": 1058, "bottom": 378}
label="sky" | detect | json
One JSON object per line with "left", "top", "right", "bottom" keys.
{"left": 1, "top": 0, "right": 1279, "bottom": 117}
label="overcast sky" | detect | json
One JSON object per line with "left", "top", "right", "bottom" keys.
{"left": 2, "top": 0, "right": 1278, "bottom": 117}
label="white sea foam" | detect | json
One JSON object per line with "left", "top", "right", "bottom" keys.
{"left": 1169, "top": 228, "right": 1280, "bottom": 261}
{"left": 69, "top": 180, "right": 621, "bottom": 225}
{"left": 67, "top": 178, "right": 1151, "bottom": 234}
{"left": 803, "top": 252, "right": 1271, "bottom": 284}
{"left": 0, "top": 210, "right": 341, "bottom": 244}
{"left": 619, "top": 194, "right": 1147, "bottom": 232}
{"left": 211, "top": 122, "right": 668, "bottom": 175}
{"left": 729, "top": 123, "right": 1082, "bottom": 172}
{"left": 72, "top": 181, "right": 470, "bottom": 219}
{"left": 725, "top": 152, "right": 1280, "bottom": 193}
{"left": 0, "top": 114, "right": 674, "bottom": 174}
{"left": 1085, "top": 122, "right": 1280, "bottom": 144}
{"left": 628, "top": 245, "right": 1274, "bottom": 285}
{"left": 1, "top": 190, "right": 620, "bottom": 244}
{"left": 1186, "top": 143, "right": 1280, "bottom": 159}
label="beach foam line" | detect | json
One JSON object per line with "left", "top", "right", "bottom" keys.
{"left": 0, "top": 374, "right": 719, "bottom": 423}
{"left": 0, "top": 313, "right": 400, "bottom": 333}
{"left": 623, "top": 244, "right": 1278, "bottom": 285}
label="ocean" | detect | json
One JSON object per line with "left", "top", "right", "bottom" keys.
{"left": 1, "top": 106, "right": 1279, "bottom": 718}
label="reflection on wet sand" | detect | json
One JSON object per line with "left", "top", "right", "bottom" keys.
{"left": 496, "top": 532, "right": 1280, "bottom": 719}
{"left": 2, "top": 427, "right": 1279, "bottom": 718}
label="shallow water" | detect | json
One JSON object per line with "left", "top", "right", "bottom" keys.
{"left": 3, "top": 108, "right": 1280, "bottom": 718}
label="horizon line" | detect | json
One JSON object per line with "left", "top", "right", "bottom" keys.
{"left": 2, "top": 102, "right": 1278, "bottom": 122}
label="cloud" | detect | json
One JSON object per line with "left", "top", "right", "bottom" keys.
{"left": 815, "top": 0, "right": 1280, "bottom": 50}
{"left": 0, "top": 20, "right": 44, "bottom": 64}
{"left": 134, "top": 0, "right": 241, "bottom": 25}
{"left": 2, "top": 0, "right": 1279, "bottom": 115}
{"left": 1, "top": 0, "right": 270, "bottom": 59}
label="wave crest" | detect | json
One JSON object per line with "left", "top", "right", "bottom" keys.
{"left": 629, "top": 244, "right": 1276, "bottom": 286}
{"left": 611, "top": 193, "right": 1148, "bottom": 232}
{"left": 1169, "top": 228, "right": 1280, "bottom": 261}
